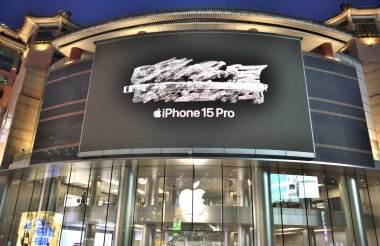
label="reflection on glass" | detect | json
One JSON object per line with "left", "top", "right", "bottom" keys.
{"left": 366, "top": 177, "right": 380, "bottom": 245}
{"left": 105, "top": 165, "right": 119, "bottom": 246}
{"left": 223, "top": 166, "right": 252, "bottom": 245}
{"left": 193, "top": 165, "right": 222, "bottom": 231}
{"left": 271, "top": 174, "right": 319, "bottom": 203}
{"left": 163, "top": 165, "right": 193, "bottom": 232}
{"left": 277, "top": 169, "right": 307, "bottom": 246}
{"left": 60, "top": 166, "right": 90, "bottom": 246}
{"left": 357, "top": 174, "right": 377, "bottom": 246}
{"left": 326, "top": 173, "right": 349, "bottom": 245}
{"left": 162, "top": 231, "right": 224, "bottom": 245}
{"left": 271, "top": 169, "right": 323, "bottom": 246}
{"left": 1, "top": 160, "right": 380, "bottom": 246}
{"left": 16, "top": 211, "right": 63, "bottom": 246}
{"left": 134, "top": 164, "right": 164, "bottom": 245}
{"left": 83, "top": 166, "right": 114, "bottom": 246}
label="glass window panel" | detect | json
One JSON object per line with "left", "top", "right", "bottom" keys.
{"left": 366, "top": 176, "right": 380, "bottom": 244}
{"left": 105, "top": 164, "right": 120, "bottom": 246}
{"left": 223, "top": 165, "right": 252, "bottom": 245}
{"left": 0, "top": 173, "right": 8, "bottom": 215}
{"left": 275, "top": 168, "right": 307, "bottom": 246}
{"left": 60, "top": 164, "right": 91, "bottom": 246}
{"left": 134, "top": 163, "right": 164, "bottom": 246}
{"left": 0, "top": 170, "right": 22, "bottom": 245}
{"left": 270, "top": 171, "right": 284, "bottom": 246}
{"left": 82, "top": 163, "right": 113, "bottom": 246}
{"left": 163, "top": 165, "right": 193, "bottom": 231}
{"left": 34, "top": 31, "right": 54, "bottom": 43}
{"left": 357, "top": 174, "right": 378, "bottom": 245}
{"left": 0, "top": 45, "right": 17, "bottom": 72}
{"left": 325, "top": 172, "right": 349, "bottom": 245}
{"left": 7, "top": 169, "right": 39, "bottom": 246}
{"left": 304, "top": 170, "right": 334, "bottom": 246}
{"left": 0, "top": 74, "right": 8, "bottom": 84}
{"left": 193, "top": 164, "right": 222, "bottom": 231}
{"left": 356, "top": 23, "right": 378, "bottom": 37}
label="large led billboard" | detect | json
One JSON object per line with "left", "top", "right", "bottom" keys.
{"left": 79, "top": 31, "right": 314, "bottom": 158}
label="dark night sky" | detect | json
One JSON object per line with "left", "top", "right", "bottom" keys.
{"left": 1, "top": 0, "right": 380, "bottom": 30}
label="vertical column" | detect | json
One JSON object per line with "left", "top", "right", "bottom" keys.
{"left": 0, "top": 177, "right": 9, "bottom": 221}
{"left": 252, "top": 167, "right": 274, "bottom": 246}
{"left": 141, "top": 168, "right": 160, "bottom": 246}
{"left": 223, "top": 179, "right": 234, "bottom": 246}
{"left": 347, "top": 176, "right": 369, "bottom": 246}
{"left": 224, "top": 180, "right": 232, "bottom": 206}
{"left": 319, "top": 42, "right": 334, "bottom": 58}
{"left": 84, "top": 178, "right": 102, "bottom": 246}
{"left": 68, "top": 47, "right": 82, "bottom": 62}
{"left": 303, "top": 199, "right": 316, "bottom": 246}
{"left": 339, "top": 175, "right": 369, "bottom": 246}
{"left": 236, "top": 169, "right": 252, "bottom": 246}
{"left": 339, "top": 175, "right": 356, "bottom": 245}
{"left": 38, "top": 171, "right": 53, "bottom": 212}
{"left": 47, "top": 176, "right": 61, "bottom": 211}
{"left": 114, "top": 162, "right": 137, "bottom": 246}
{"left": 224, "top": 231, "right": 234, "bottom": 246}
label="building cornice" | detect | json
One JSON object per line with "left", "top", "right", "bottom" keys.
{"left": 18, "top": 13, "right": 81, "bottom": 43}
{"left": 51, "top": 10, "right": 352, "bottom": 56}
{"left": 0, "top": 25, "right": 20, "bottom": 40}
{"left": 0, "top": 25, "right": 25, "bottom": 51}
{"left": 325, "top": 6, "right": 380, "bottom": 26}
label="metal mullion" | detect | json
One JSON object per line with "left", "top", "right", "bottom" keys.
{"left": 59, "top": 164, "right": 73, "bottom": 246}
{"left": 323, "top": 169, "right": 335, "bottom": 245}
{"left": 364, "top": 174, "right": 379, "bottom": 245}
{"left": 277, "top": 165, "right": 285, "bottom": 246}
{"left": 301, "top": 167, "right": 311, "bottom": 246}
{"left": 27, "top": 169, "right": 39, "bottom": 213}
{"left": 103, "top": 163, "right": 114, "bottom": 246}
{"left": 249, "top": 164, "right": 254, "bottom": 243}
{"left": 6, "top": 169, "right": 24, "bottom": 245}
{"left": 130, "top": 161, "right": 140, "bottom": 245}
{"left": 221, "top": 162, "right": 224, "bottom": 237}
{"left": 192, "top": 162, "right": 195, "bottom": 231}
{"left": 160, "top": 160, "right": 167, "bottom": 246}
{"left": 79, "top": 165, "right": 93, "bottom": 245}
{"left": 344, "top": 171, "right": 357, "bottom": 244}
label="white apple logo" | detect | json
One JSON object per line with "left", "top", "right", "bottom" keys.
{"left": 179, "top": 181, "right": 206, "bottom": 215}
{"left": 153, "top": 109, "right": 161, "bottom": 118}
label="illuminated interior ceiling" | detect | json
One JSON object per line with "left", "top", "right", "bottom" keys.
{"left": 51, "top": 10, "right": 352, "bottom": 57}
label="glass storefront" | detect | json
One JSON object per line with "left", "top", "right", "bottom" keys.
{"left": 0, "top": 159, "right": 379, "bottom": 246}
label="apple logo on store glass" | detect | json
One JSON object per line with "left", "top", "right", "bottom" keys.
{"left": 179, "top": 181, "right": 206, "bottom": 215}
{"left": 153, "top": 108, "right": 161, "bottom": 118}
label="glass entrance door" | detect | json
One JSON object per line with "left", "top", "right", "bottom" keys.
{"left": 133, "top": 161, "right": 253, "bottom": 245}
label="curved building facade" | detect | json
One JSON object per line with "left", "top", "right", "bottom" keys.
{"left": 0, "top": 8, "right": 380, "bottom": 246}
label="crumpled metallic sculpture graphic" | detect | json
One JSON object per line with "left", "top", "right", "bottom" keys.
{"left": 123, "top": 57, "right": 268, "bottom": 103}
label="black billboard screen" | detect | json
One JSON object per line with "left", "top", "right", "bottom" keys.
{"left": 79, "top": 31, "right": 315, "bottom": 158}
